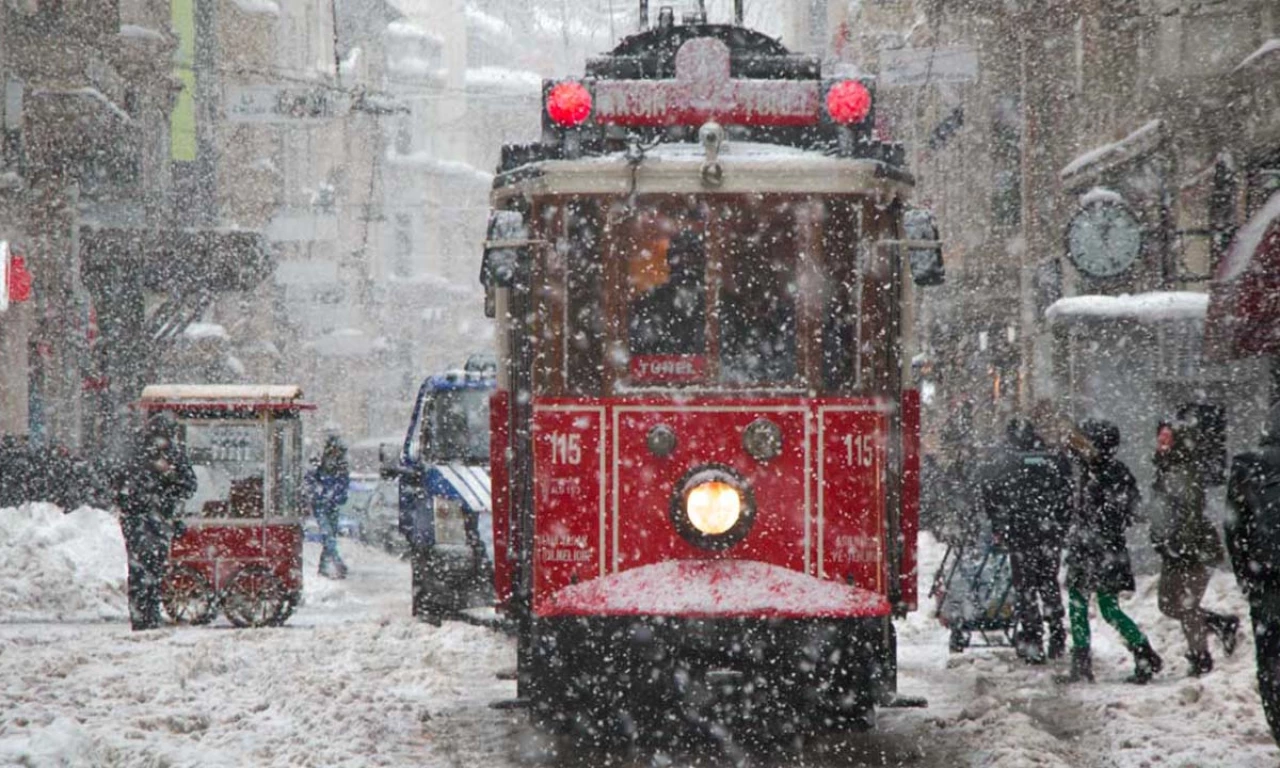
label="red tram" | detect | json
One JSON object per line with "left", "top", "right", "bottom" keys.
{"left": 482, "top": 6, "right": 941, "bottom": 739}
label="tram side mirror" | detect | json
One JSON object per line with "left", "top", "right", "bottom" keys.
{"left": 904, "top": 209, "right": 945, "bottom": 287}
{"left": 481, "top": 210, "right": 530, "bottom": 318}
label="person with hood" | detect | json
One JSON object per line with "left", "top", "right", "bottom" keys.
{"left": 979, "top": 417, "right": 1073, "bottom": 664}
{"left": 306, "top": 434, "right": 350, "bottom": 579}
{"left": 1225, "top": 403, "right": 1280, "bottom": 746}
{"left": 1062, "top": 419, "right": 1162, "bottom": 684}
{"left": 115, "top": 413, "right": 197, "bottom": 630}
{"left": 1151, "top": 418, "right": 1239, "bottom": 676}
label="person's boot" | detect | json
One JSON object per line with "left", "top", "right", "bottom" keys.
{"left": 1057, "top": 648, "right": 1094, "bottom": 683}
{"left": 1016, "top": 638, "right": 1046, "bottom": 665}
{"left": 1047, "top": 627, "right": 1067, "bottom": 661}
{"left": 1126, "top": 641, "right": 1163, "bottom": 684}
{"left": 1207, "top": 614, "right": 1240, "bottom": 657}
{"left": 1186, "top": 650, "right": 1214, "bottom": 677}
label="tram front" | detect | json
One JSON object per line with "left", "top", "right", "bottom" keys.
{"left": 483, "top": 15, "right": 941, "bottom": 740}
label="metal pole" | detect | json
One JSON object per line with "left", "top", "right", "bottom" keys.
{"left": 734, "top": 0, "right": 743, "bottom": 24}
{"left": 639, "top": 0, "right": 648, "bottom": 29}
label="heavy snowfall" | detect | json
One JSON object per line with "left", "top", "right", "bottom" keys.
{"left": 0, "top": 502, "right": 1274, "bottom": 767}
{"left": 5, "top": 0, "right": 1280, "bottom": 766}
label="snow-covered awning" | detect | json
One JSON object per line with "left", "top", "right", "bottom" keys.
{"left": 1045, "top": 291, "right": 1209, "bottom": 326}
{"left": 1235, "top": 39, "right": 1280, "bottom": 73}
{"left": 1060, "top": 120, "right": 1164, "bottom": 187}
{"left": 1205, "top": 191, "right": 1280, "bottom": 360}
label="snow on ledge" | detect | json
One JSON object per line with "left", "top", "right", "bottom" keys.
{"left": 1060, "top": 120, "right": 1163, "bottom": 180}
{"left": 385, "top": 150, "right": 494, "bottom": 183}
{"left": 228, "top": 0, "right": 280, "bottom": 15}
{"left": 1235, "top": 39, "right": 1280, "bottom": 72}
{"left": 463, "top": 66, "right": 543, "bottom": 94}
{"left": 182, "top": 321, "right": 228, "bottom": 340}
{"left": 542, "top": 559, "right": 892, "bottom": 618}
{"left": 1079, "top": 187, "right": 1124, "bottom": 206}
{"left": 1045, "top": 291, "right": 1209, "bottom": 325}
{"left": 1219, "top": 190, "right": 1280, "bottom": 282}
{"left": 118, "top": 24, "right": 167, "bottom": 42}
{"left": 387, "top": 20, "right": 442, "bottom": 46}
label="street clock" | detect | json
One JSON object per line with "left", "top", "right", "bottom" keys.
{"left": 1066, "top": 199, "right": 1143, "bottom": 278}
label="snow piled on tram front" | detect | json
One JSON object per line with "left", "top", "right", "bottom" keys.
{"left": 0, "top": 503, "right": 129, "bottom": 622}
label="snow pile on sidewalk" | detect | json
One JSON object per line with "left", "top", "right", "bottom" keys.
{"left": 0, "top": 503, "right": 128, "bottom": 622}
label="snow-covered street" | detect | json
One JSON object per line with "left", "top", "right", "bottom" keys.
{"left": 1, "top": 504, "right": 1278, "bottom": 767}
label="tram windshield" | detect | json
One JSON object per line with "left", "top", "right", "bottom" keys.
{"left": 718, "top": 207, "right": 798, "bottom": 384}
{"left": 614, "top": 198, "right": 804, "bottom": 388}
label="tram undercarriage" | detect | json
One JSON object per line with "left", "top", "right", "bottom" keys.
{"left": 526, "top": 615, "right": 897, "bottom": 743}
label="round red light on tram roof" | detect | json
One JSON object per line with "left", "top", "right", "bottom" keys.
{"left": 826, "top": 80, "right": 872, "bottom": 124}
{"left": 546, "top": 80, "right": 593, "bottom": 127}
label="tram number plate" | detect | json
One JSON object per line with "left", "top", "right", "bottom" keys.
{"left": 532, "top": 408, "right": 605, "bottom": 594}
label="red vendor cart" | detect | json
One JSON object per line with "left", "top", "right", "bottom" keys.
{"left": 139, "top": 385, "right": 314, "bottom": 628}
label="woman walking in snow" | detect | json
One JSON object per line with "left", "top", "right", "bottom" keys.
{"left": 306, "top": 434, "right": 350, "bottom": 579}
{"left": 1062, "top": 420, "right": 1162, "bottom": 683}
{"left": 1151, "top": 418, "right": 1239, "bottom": 677}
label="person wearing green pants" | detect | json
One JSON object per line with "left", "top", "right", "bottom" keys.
{"left": 1063, "top": 420, "right": 1163, "bottom": 683}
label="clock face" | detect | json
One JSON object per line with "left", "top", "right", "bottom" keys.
{"left": 1066, "top": 202, "right": 1143, "bottom": 278}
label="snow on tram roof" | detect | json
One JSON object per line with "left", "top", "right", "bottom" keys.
{"left": 140, "top": 384, "right": 307, "bottom": 403}
{"left": 494, "top": 141, "right": 914, "bottom": 198}
{"left": 584, "top": 141, "right": 821, "bottom": 162}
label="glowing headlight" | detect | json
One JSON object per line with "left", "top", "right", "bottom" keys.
{"left": 670, "top": 467, "right": 756, "bottom": 551}
{"left": 685, "top": 481, "right": 742, "bottom": 535}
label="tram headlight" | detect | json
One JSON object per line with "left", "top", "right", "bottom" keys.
{"left": 685, "top": 481, "right": 741, "bottom": 535}
{"left": 671, "top": 467, "right": 756, "bottom": 550}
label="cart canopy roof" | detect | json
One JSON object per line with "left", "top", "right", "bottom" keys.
{"left": 140, "top": 385, "right": 312, "bottom": 411}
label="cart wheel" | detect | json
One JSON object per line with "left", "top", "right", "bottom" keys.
{"left": 222, "top": 566, "right": 288, "bottom": 628}
{"left": 161, "top": 566, "right": 218, "bottom": 625}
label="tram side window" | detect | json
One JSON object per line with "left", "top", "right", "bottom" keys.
{"left": 719, "top": 212, "right": 798, "bottom": 385}
{"left": 626, "top": 218, "right": 707, "bottom": 359}
{"left": 565, "top": 200, "right": 604, "bottom": 394}
{"left": 821, "top": 198, "right": 861, "bottom": 391}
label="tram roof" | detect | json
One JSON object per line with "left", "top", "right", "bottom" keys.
{"left": 491, "top": 141, "right": 914, "bottom": 202}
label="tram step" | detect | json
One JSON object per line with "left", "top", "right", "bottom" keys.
{"left": 489, "top": 697, "right": 531, "bottom": 710}
{"left": 496, "top": 668, "right": 518, "bottom": 681}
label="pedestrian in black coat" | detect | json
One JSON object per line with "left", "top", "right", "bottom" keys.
{"left": 1225, "top": 403, "right": 1280, "bottom": 748}
{"left": 1062, "top": 420, "right": 1162, "bottom": 684}
{"left": 115, "top": 413, "right": 197, "bottom": 630}
{"left": 979, "top": 417, "right": 1072, "bottom": 664}
{"left": 1151, "top": 419, "right": 1239, "bottom": 676}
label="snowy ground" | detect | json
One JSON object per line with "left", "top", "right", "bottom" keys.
{"left": 1, "top": 503, "right": 1277, "bottom": 767}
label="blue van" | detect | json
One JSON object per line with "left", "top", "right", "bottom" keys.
{"left": 387, "top": 366, "right": 495, "bottom": 620}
